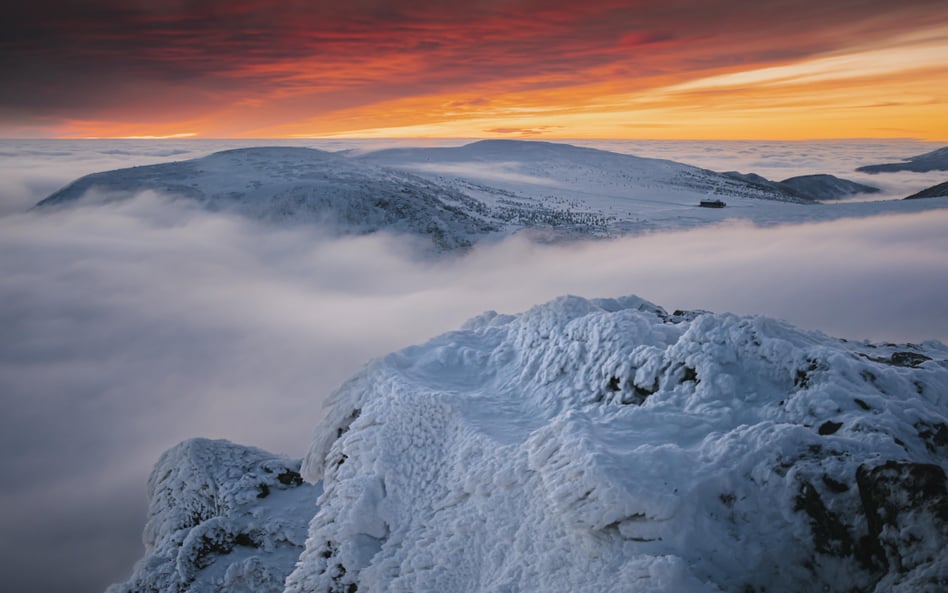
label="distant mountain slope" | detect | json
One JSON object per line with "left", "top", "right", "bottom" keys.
{"left": 359, "top": 139, "right": 810, "bottom": 203}
{"left": 780, "top": 174, "right": 880, "bottom": 200}
{"left": 35, "top": 141, "right": 948, "bottom": 248}
{"left": 33, "top": 141, "right": 820, "bottom": 250}
{"left": 856, "top": 146, "right": 948, "bottom": 174}
{"left": 723, "top": 172, "right": 879, "bottom": 201}
{"left": 904, "top": 181, "right": 948, "bottom": 200}
{"left": 107, "top": 438, "right": 319, "bottom": 593}
{"left": 36, "top": 147, "right": 499, "bottom": 250}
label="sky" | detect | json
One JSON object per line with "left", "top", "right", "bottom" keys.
{"left": 2, "top": 0, "right": 947, "bottom": 139}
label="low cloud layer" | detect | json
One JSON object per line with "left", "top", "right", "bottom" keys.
{"left": 2, "top": 191, "right": 947, "bottom": 593}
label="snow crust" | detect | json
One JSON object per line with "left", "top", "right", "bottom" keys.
{"left": 107, "top": 438, "right": 319, "bottom": 593}
{"left": 288, "top": 295, "right": 948, "bottom": 593}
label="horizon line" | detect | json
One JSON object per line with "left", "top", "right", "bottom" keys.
{"left": 2, "top": 135, "right": 942, "bottom": 143}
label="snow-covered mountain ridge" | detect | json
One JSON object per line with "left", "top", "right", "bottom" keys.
{"left": 35, "top": 140, "right": 923, "bottom": 249}
{"left": 361, "top": 140, "right": 876, "bottom": 202}
{"left": 36, "top": 147, "right": 498, "bottom": 250}
{"left": 114, "top": 295, "right": 948, "bottom": 593}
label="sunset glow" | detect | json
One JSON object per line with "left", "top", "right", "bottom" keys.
{"left": 2, "top": 1, "right": 946, "bottom": 139}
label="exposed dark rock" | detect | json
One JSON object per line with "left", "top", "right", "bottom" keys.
{"left": 890, "top": 351, "right": 932, "bottom": 367}
{"left": 821, "top": 475, "right": 850, "bottom": 493}
{"left": 277, "top": 469, "right": 304, "bottom": 486}
{"left": 915, "top": 421, "right": 948, "bottom": 455}
{"left": 856, "top": 461, "right": 948, "bottom": 573}
{"left": 857, "top": 350, "right": 932, "bottom": 368}
{"left": 818, "top": 421, "right": 843, "bottom": 436}
{"left": 795, "top": 479, "right": 853, "bottom": 557}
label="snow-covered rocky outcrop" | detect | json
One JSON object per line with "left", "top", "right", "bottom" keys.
{"left": 857, "top": 146, "right": 948, "bottom": 174}
{"left": 36, "top": 147, "right": 498, "bottom": 250}
{"left": 111, "top": 296, "right": 947, "bottom": 593}
{"left": 287, "top": 295, "right": 947, "bottom": 593}
{"left": 107, "top": 438, "right": 319, "bottom": 593}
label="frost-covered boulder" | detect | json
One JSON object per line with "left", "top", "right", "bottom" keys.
{"left": 108, "top": 438, "right": 319, "bottom": 593}
{"left": 289, "top": 295, "right": 948, "bottom": 593}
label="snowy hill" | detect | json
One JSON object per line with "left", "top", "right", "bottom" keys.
{"left": 36, "top": 147, "right": 498, "bottom": 250}
{"left": 779, "top": 174, "right": 880, "bottom": 200}
{"left": 357, "top": 140, "right": 938, "bottom": 234}
{"left": 723, "top": 172, "right": 878, "bottom": 201}
{"left": 115, "top": 296, "right": 948, "bottom": 593}
{"left": 857, "top": 146, "right": 948, "bottom": 174}
{"left": 905, "top": 181, "right": 948, "bottom": 200}
{"left": 33, "top": 141, "right": 948, "bottom": 246}
{"left": 107, "top": 439, "right": 319, "bottom": 593}
{"left": 35, "top": 141, "right": 815, "bottom": 247}
{"left": 360, "top": 139, "right": 810, "bottom": 203}
{"left": 372, "top": 140, "right": 875, "bottom": 201}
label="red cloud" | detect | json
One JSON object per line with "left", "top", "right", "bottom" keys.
{"left": 2, "top": 0, "right": 945, "bottom": 136}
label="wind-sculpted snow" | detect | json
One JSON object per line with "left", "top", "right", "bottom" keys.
{"left": 290, "top": 295, "right": 948, "bottom": 593}
{"left": 36, "top": 147, "right": 498, "bottom": 250}
{"left": 107, "top": 439, "right": 319, "bottom": 593}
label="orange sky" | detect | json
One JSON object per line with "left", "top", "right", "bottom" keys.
{"left": 2, "top": 1, "right": 946, "bottom": 140}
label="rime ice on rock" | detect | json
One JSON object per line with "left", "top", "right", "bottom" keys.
{"left": 107, "top": 438, "right": 319, "bottom": 593}
{"left": 116, "top": 296, "right": 948, "bottom": 593}
{"left": 289, "top": 295, "right": 948, "bottom": 593}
